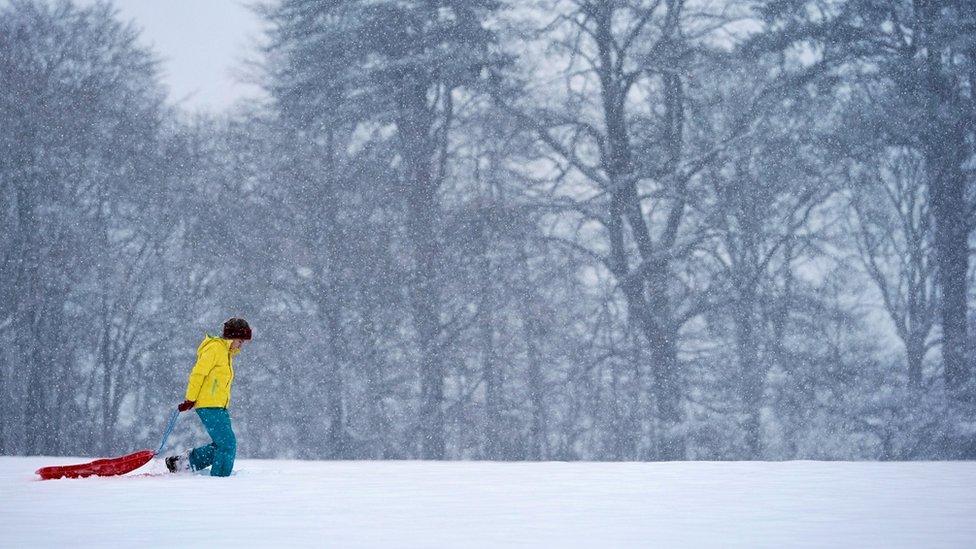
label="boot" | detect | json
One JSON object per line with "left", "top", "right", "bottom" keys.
{"left": 165, "top": 450, "right": 190, "bottom": 473}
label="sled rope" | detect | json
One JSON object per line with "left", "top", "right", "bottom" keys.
{"left": 155, "top": 408, "right": 180, "bottom": 455}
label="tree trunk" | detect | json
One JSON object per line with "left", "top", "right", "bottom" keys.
{"left": 481, "top": 262, "right": 501, "bottom": 460}
{"left": 608, "top": 357, "right": 637, "bottom": 460}
{"left": 99, "top": 313, "right": 116, "bottom": 454}
{"left": 735, "top": 289, "right": 763, "bottom": 459}
{"left": 926, "top": 135, "right": 973, "bottom": 458}
{"left": 314, "top": 129, "right": 348, "bottom": 459}
{"left": 0, "top": 349, "right": 6, "bottom": 453}
{"left": 601, "top": 75, "right": 686, "bottom": 461}
{"left": 359, "top": 285, "right": 387, "bottom": 459}
{"left": 398, "top": 77, "right": 445, "bottom": 460}
{"left": 100, "top": 360, "right": 115, "bottom": 453}
{"left": 918, "top": 2, "right": 971, "bottom": 409}
{"left": 646, "top": 322, "right": 684, "bottom": 460}
{"left": 906, "top": 335, "right": 926, "bottom": 391}
{"left": 17, "top": 185, "right": 45, "bottom": 455}
{"left": 526, "top": 339, "right": 546, "bottom": 460}
{"left": 518, "top": 247, "right": 547, "bottom": 460}
{"left": 926, "top": 137, "right": 970, "bottom": 400}
{"left": 323, "top": 277, "right": 347, "bottom": 457}
{"left": 409, "top": 175, "right": 445, "bottom": 460}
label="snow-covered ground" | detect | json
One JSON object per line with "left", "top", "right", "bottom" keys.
{"left": 1, "top": 457, "right": 974, "bottom": 548}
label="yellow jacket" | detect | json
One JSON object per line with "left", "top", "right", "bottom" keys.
{"left": 184, "top": 335, "right": 239, "bottom": 408}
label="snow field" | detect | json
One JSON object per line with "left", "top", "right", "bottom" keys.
{"left": 1, "top": 458, "right": 974, "bottom": 548}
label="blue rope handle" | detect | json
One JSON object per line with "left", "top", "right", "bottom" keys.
{"left": 154, "top": 408, "right": 180, "bottom": 456}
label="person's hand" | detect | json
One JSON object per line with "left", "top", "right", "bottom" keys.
{"left": 178, "top": 400, "right": 195, "bottom": 412}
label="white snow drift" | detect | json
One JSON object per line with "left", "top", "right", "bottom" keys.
{"left": 1, "top": 458, "right": 974, "bottom": 548}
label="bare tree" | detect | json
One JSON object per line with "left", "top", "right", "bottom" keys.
{"left": 847, "top": 147, "right": 939, "bottom": 390}
{"left": 499, "top": 0, "right": 781, "bottom": 459}
{"left": 751, "top": 0, "right": 976, "bottom": 454}
{"left": 0, "top": 0, "right": 167, "bottom": 454}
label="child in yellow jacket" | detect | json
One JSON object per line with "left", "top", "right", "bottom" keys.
{"left": 166, "top": 318, "right": 251, "bottom": 477}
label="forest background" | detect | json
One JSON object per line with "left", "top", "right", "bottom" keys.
{"left": 2, "top": 0, "right": 975, "bottom": 461}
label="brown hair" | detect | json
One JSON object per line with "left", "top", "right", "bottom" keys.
{"left": 222, "top": 317, "right": 252, "bottom": 340}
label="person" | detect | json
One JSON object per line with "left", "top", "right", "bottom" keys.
{"left": 165, "top": 317, "right": 252, "bottom": 477}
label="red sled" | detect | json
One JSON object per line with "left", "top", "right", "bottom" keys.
{"left": 36, "top": 409, "right": 180, "bottom": 480}
{"left": 35, "top": 450, "right": 155, "bottom": 480}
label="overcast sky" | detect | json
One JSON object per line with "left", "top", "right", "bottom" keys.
{"left": 109, "top": 0, "right": 266, "bottom": 112}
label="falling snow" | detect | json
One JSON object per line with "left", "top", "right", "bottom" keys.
{"left": 1, "top": 0, "right": 975, "bottom": 466}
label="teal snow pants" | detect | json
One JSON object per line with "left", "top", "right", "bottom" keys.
{"left": 188, "top": 408, "right": 236, "bottom": 477}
